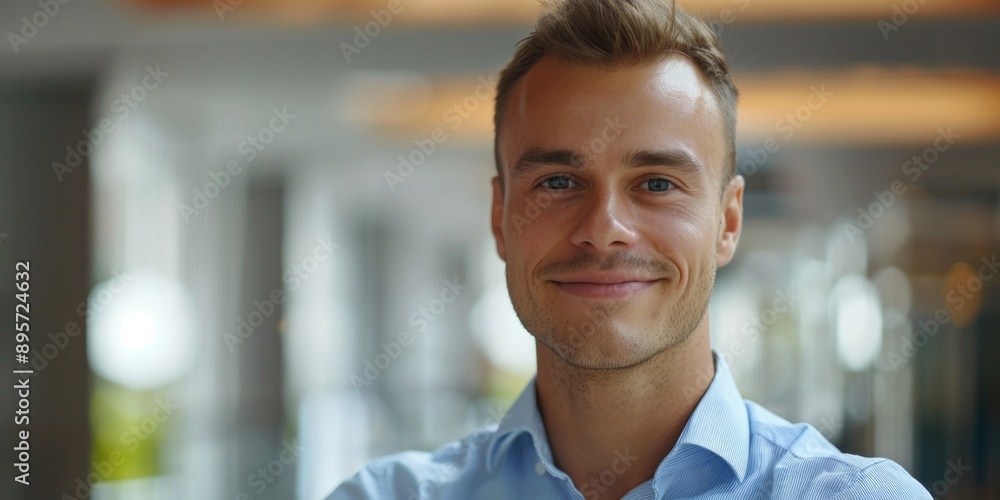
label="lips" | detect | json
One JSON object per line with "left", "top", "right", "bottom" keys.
{"left": 550, "top": 274, "right": 663, "bottom": 299}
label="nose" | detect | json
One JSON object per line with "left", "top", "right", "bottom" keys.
{"left": 569, "top": 187, "right": 638, "bottom": 252}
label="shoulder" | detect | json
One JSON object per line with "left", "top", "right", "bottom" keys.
{"left": 744, "top": 401, "right": 930, "bottom": 499}
{"left": 326, "top": 425, "right": 498, "bottom": 500}
{"left": 829, "top": 459, "right": 932, "bottom": 500}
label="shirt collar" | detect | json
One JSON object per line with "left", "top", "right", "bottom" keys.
{"left": 485, "top": 375, "right": 553, "bottom": 473}
{"left": 660, "top": 351, "right": 750, "bottom": 483}
{"left": 484, "top": 350, "right": 750, "bottom": 483}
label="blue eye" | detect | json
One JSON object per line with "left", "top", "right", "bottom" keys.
{"left": 643, "top": 178, "right": 673, "bottom": 192}
{"left": 539, "top": 176, "right": 577, "bottom": 190}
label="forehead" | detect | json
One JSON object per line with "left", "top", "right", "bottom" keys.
{"left": 499, "top": 54, "right": 727, "bottom": 178}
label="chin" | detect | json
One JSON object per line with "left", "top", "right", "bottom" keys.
{"left": 539, "top": 323, "right": 664, "bottom": 371}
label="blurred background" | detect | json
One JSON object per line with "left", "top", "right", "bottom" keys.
{"left": 0, "top": 0, "right": 998, "bottom": 498}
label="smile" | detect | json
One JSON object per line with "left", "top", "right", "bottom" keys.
{"left": 551, "top": 279, "right": 663, "bottom": 299}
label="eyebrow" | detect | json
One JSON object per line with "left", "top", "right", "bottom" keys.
{"left": 621, "top": 149, "right": 705, "bottom": 178}
{"left": 511, "top": 148, "right": 587, "bottom": 177}
{"left": 510, "top": 147, "right": 705, "bottom": 178}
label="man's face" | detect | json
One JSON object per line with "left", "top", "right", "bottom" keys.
{"left": 491, "top": 54, "right": 743, "bottom": 370}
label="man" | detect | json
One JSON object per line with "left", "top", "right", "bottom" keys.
{"left": 331, "top": 0, "right": 930, "bottom": 498}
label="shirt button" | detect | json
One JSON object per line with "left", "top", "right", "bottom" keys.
{"left": 535, "top": 461, "right": 546, "bottom": 475}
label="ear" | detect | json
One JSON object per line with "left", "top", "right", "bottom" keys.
{"left": 716, "top": 174, "right": 744, "bottom": 268}
{"left": 491, "top": 176, "right": 507, "bottom": 261}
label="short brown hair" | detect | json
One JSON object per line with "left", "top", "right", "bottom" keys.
{"left": 493, "top": 0, "right": 738, "bottom": 188}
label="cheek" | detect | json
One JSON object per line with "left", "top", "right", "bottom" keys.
{"left": 639, "top": 207, "right": 718, "bottom": 282}
{"left": 640, "top": 208, "right": 703, "bottom": 250}
{"left": 502, "top": 210, "right": 541, "bottom": 264}
{"left": 505, "top": 194, "right": 567, "bottom": 243}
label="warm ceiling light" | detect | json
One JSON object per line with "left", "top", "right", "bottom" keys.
{"left": 345, "top": 68, "right": 1000, "bottom": 146}
{"left": 677, "top": 0, "right": 998, "bottom": 21}
{"left": 736, "top": 68, "right": 1000, "bottom": 145}
{"left": 124, "top": 0, "right": 999, "bottom": 24}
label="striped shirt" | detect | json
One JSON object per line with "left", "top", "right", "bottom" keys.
{"left": 329, "top": 352, "right": 930, "bottom": 499}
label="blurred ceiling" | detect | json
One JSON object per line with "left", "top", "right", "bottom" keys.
{"left": 123, "top": 0, "right": 1000, "bottom": 24}
{"left": 1, "top": 0, "right": 997, "bottom": 220}
{"left": 345, "top": 67, "right": 1000, "bottom": 146}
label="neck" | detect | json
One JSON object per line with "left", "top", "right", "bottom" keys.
{"left": 535, "top": 320, "right": 715, "bottom": 499}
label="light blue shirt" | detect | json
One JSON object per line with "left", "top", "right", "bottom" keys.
{"left": 329, "top": 352, "right": 930, "bottom": 499}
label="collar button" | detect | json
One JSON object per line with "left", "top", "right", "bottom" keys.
{"left": 535, "top": 461, "right": 547, "bottom": 475}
